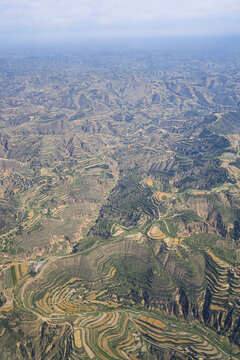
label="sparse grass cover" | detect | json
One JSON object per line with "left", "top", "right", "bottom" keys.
{"left": 0, "top": 43, "right": 239, "bottom": 360}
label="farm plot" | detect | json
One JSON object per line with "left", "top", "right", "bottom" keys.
{"left": 0, "top": 262, "right": 29, "bottom": 290}
{"left": 26, "top": 214, "right": 41, "bottom": 229}
{"left": 52, "top": 204, "right": 69, "bottom": 216}
{"left": 134, "top": 314, "right": 227, "bottom": 360}
{"left": 148, "top": 225, "right": 165, "bottom": 240}
{"left": 29, "top": 276, "right": 101, "bottom": 316}
{"left": 153, "top": 192, "right": 171, "bottom": 202}
{"left": 72, "top": 312, "right": 140, "bottom": 359}
{"left": 143, "top": 178, "right": 153, "bottom": 187}
{"left": 205, "top": 248, "right": 240, "bottom": 315}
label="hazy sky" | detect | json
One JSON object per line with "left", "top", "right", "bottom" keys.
{"left": 1, "top": 0, "right": 240, "bottom": 41}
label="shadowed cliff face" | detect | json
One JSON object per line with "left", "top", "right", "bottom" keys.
{"left": 0, "top": 45, "right": 240, "bottom": 360}
{"left": 144, "top": 245, "right": 240, "bottom": 348}
{"left": 2, "top": 237, "right": 239, "bottom": 360}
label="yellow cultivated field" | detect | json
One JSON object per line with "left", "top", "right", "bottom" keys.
{"left": 14, "top": 265, "right": 20, "bottom": 281}
{"left": 135, "top": 320, "right": 163, "bottom": 334}
{"left": 129, "top": 354, "right": 139, "bottom": 360}
{"left": 88, "top": 290, "right": 107, "bottom": 301}
{"left": 144, "top": 178, "right": 153, "bottom": 187}
{"left": 74, "top": 329, "right": 82, "bottom": 348}
{"left": 55, "top": 280, "right": 81, "bottom": 303}
{"left": 117, "top": 334, "right": 135, "bottom": 356}
{"left": 47, "top": 293, "right": 53, "bottom": 307}
{"left": 85, "top": 162, "right": 102, "bottom": 170}
{"left": 96, "top": 314, "right": 120, "bottom": 358}
{"left": 104, "top": 318, "right": 128, "bottom": 346}
{"left": 118, "top": 332, "right": 131, "bottom": 347}
{"left": 137, "top": 325, "right": 167, "bottom": 341}
{"left": 106, "top": 267, "right": 116, "bottom": 279}
{"left": 14, "top": 188, "right": 20, "bottom": 194}
{"left": 88, "top": 313, "right": 107, "bottom": 328}
{"left": 42, "top": 292, "right": 52, "bottom": 312}
{"left": 150, "top": 318, "right": 166, "bottom": 329}
{"left": 154, "top": 337, "right": 190, "bottom": 344}
{"left": 136, "top": 324, "right": 147, "bottom": 335}
{"left": 98, "top": 313, "right": 114, "bottom": 332}
{"left": 65, "top": 277, "right": 82, "bottom": 285}
{"left": 233, "top": 166, "right": 240, "bottom": 177}
{"left": 148, "top": 225, "right": 165, "bottom": 240}
{"left": 136, "top": 316, "right": 166, "bottom": 330}
{"left": 56, "top": 288, "right": 69, "bottom": 303}
{"left": 57, "top": 300, "right": 97, "bottom": 313}
{"left": 89, "top": 327, "right": 101, "bottom": 356}
{"left": 3, "top": 171, "right": 9, "bottom": 177}
{"left": 99, "top": 312, "right": 119, "bottom": 332}
{"left": 28, "top": 211, "right": 34, "bottom": 219}
{"left": 40, "top": 168, "right": 54, "bottom": 177}
{"left": 113, "top": 228, "right": 125, "bottom": 237}
{"left": 66, "top": 175, "right": 73, "bottom": 183}
{"left": 91, "top": 313, "right": 112, "bottom": 329}
{"left": 210, "top": 304, "right": 225, "bottom": 311}
{"left": 88, "top": 292, "right": 99, "bottom": 301}
{"left": 52, "top": 204, "right": 68, "bottom": 216}
{"left": 173, "top": 238, "right": 183, "bottom": 246}
{"left": 26, "top": 214, "right": 41, "bottom": 228}
{"left": 101, "top": 338, "right": 116, "bottom": 359}
{"left": 205, "top": 249, "right": 221, "bottom": 264}
{"left": 39, "top": 195, "right": 50, "bottom": 203}
{"left": 97, "top": 331, "right": 106, "bottom": 351}
{"left": 21, "top": 263, "right": 28, "bottom": 276}
{"left": 154, "top": 192, "right": 171, "bottom": 202}
{"left": 193, "top": 191, "right": 205, "bottom": 195}
{"left": 221, "top": 162, "right": 239, "bottom": 180}
{"left": 59, "top": 194, "right": 68, "bottom": 201}
{"left": 121, "top": 337, "right": 135, "bottom": 350}
{"left": 82, "top": 328, "right": 95, "bottom": 359}
{"left": 107, "top": 301, "right": 121, "bottom": 308}
{"left": 173, "top": 238, "right": 178, "bottom": 246}
{"left": 36, "top": 298, "right": 52, "bottom": 314}
{"left": 0, "top": 306, "right": 13, "bottom": 312}
{"left": 206, "top": 272, "right": 228, "bottom": 289}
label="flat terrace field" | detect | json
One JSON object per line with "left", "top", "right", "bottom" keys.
{"left": 14, "top": 267, "right": 240, "bottom": 360}
{"left": 5, "top": 232, "right": 238, "bottom": 359}
{"left": 0, "top": 47, "right": 240, "bottom": 360}
{"left": 0, "top": 150, "right": 117, "bottom": 257}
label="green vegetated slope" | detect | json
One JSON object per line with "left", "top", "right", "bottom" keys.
{"left": 206, "top": 111, "right": 240, "bottom": 135}
{"left": 0, "top": 46, "right": 240, "bottom": 360}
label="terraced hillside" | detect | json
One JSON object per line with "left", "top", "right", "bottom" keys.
{"left": 0, "top": 42, "right": 240, "bottom": 359}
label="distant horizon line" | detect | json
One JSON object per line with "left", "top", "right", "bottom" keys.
{"left": 1, "top": 32, "right": 240, "bottom": 45}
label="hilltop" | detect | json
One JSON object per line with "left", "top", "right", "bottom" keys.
{"left": 0, "top": 44, "right": 240, "bottom": 359}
